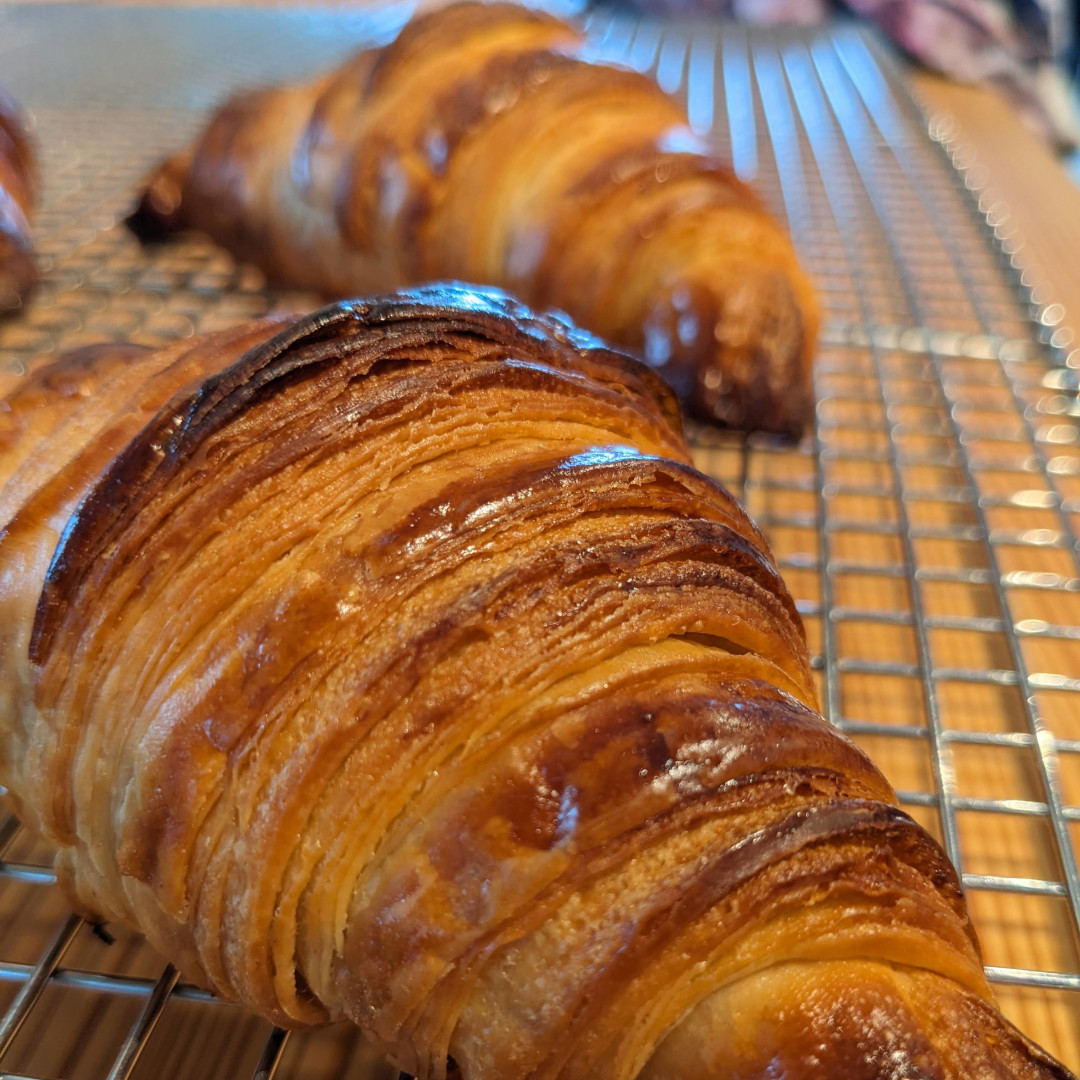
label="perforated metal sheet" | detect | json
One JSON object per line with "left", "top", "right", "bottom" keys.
{"left": 0, "top": 5, "right": 1078, "bottom": 1077}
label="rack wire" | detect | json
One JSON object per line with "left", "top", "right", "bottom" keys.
{"left": 0, "top": 3, "right": 1078, "bottom": 1076}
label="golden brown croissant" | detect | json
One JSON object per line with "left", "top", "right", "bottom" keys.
{"left": 131, "top": 1, "right": 818, "bottom": 437}
{"left": 0, "top": 85, "right": 36, "bottom": 315}
{"left": 0, "top": 285, "right": 1070, "bottom": 1080}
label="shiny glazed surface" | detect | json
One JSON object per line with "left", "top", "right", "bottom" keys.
{"left": 0, "top": 285, "right": 1071, "bottom": 1079}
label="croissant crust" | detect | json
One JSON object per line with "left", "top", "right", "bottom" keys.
{"left": 0, "top": 285, "right": 1072, "bottom": 1080}
{"left": 0, "top": 85, "right": 36, "bottom": 316}
{"left": 132, "top": 1, "right": 818, "bottom": 436}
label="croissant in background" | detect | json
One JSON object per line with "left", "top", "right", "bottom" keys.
{"left": 0, "top": 85, "right": 36, "bottom": 315}
{"left": 131, "top": 1, "right": 818, "bottom": 437}
{"left": 0, "top": 285, "right": 1072, "bottom": 1079}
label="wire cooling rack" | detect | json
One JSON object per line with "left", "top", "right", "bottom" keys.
{"left": 1, "top": 3, "right": 1079, "bottom": 1076}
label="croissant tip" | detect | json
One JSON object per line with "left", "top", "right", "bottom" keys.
{"left": 126, "top": 151, "right": 193, "bottom": 243}
{"left": 688, "top": 379, "right": 812, "bottom": 442}
{"left": 125, "top": 194, "right": 178, "bottom": 244}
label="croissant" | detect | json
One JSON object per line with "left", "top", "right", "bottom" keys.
{"left": 130, "top": 1, "right": 818, "bottom": 437}
{"left": 0, "top": 285, "right": 1070, "bottom": 1080}
{"left": 0, "top": 85, "right": 36, "bottom": 315}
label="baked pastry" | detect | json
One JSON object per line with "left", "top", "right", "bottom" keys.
{"left": 0, "top": 85, "right": 36, "bottom": 314}
{"left": 130, "top": 2, "right": 818, "bottom": 436}
{"left": 0, "top": 286, "right": 1070, "bottom": 1079}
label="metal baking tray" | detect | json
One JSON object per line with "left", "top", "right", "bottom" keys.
{"left": 0, "top": 4, "right": 1078, "bottom": 1076}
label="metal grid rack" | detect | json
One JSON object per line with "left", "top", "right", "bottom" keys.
{"left": 1, "top": 4, "right": 1079, "bottom": 1076}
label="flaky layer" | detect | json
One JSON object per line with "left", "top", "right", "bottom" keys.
{"left": 0, "top": 286, "right": 1070, "bottom": 1080}
{"left": 133, "top": 2, "right": 818, "bottom": 435}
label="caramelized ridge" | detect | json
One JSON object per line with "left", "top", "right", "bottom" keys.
{"left": 423, "top": 66, "right": 685, "bottom": 286}
{"left": 376, "top": 48, "right": 580, "bottom": 271}
{"left": 362, "top": 1, "right": 576, "bottom": 99}
{"left": 531, "top": 151, "right": 765, "bottom": 308}
{"left": 209, "top": 515, "right": 808, "bottom": 1015}
{"left": 337, "top": 671, "right": 889, "bottom": 1027}
{"left": 449, "top": 801, "right": 986, "bottom": 1080}
{"left": 32, "top": 288, "right": 684, "bottom": 663}
{"left": 339, "top": 28, "right": 581, "bottom": 262}
{"left": 642, "top": 961, "right": 1076, "bottom": 1080}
